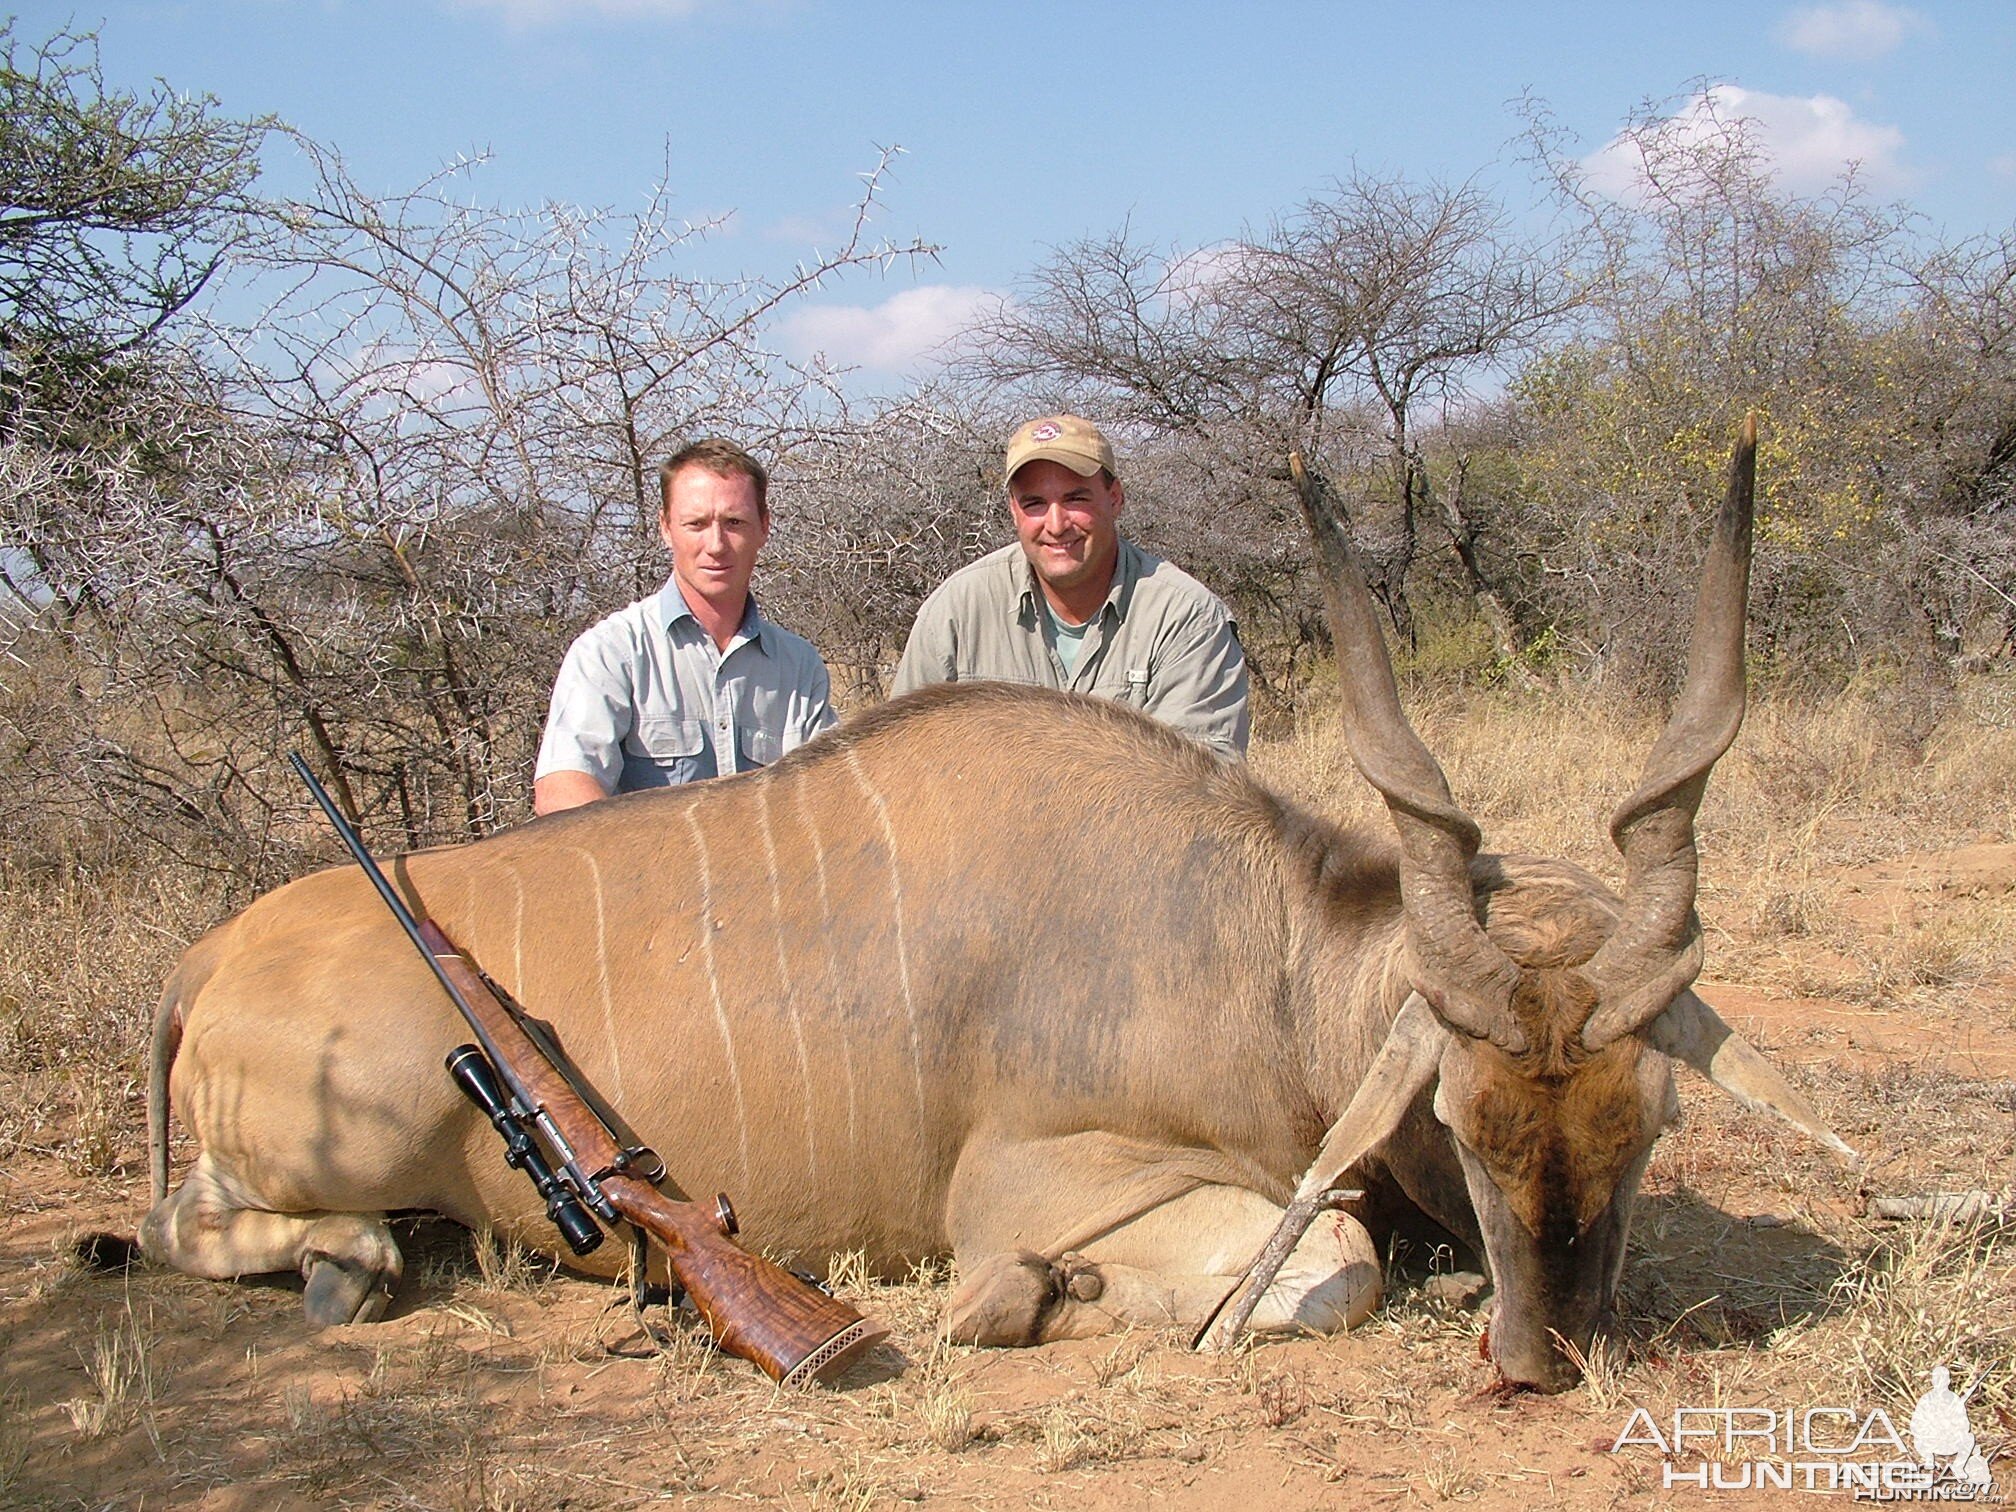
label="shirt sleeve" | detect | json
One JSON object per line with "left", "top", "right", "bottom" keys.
{"left": 533, "top": 629, "right": 633, "bottom": 788}
{"left": 1143, "top": 603, "right": 1251, "bottom": 759}
{"left": 891, "top": 591, "right": 958, "bottom": 697}
{"left": 791, "top": 657, "right": 838, "bottom": 748}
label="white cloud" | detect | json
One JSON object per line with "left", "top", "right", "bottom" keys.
{"left": 1778, "top": 1, "right": 1929, "bottom": 60}
{"left": 778, "top": 285, "right": 998, "bottom": 375}
{"left": 320, "top": 340, "right": 483, "bottom": 421}
{"left": 445, "top": 0, "right": 706, "bottom": 27}
{"left": 1582, "top": 84, "right": 1909, "bottom": 198}
{"left": 1991, "top": 154, "right": 2016, "bottom": 183}
{"left": 762, "top": 215, "right": 834, "bottom": 245}
{"left": 1162, "top": 242, "right": 1249, "bottom": 308}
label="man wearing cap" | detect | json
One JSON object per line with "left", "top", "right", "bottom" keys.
{"left": 533, "top": 438, "right": 834, "bottom": 814}
{"left": 891, "top": 414, "right": 1249, "bottom": 758}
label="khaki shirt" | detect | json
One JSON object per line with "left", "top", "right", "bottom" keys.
{"left": 891, "top": 540, "right": 1250, "bottom": 758}
{"left": 536, "top": 580, "right": 835, "bottom": 790}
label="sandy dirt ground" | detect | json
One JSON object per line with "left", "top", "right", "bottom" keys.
{"left": 2, "top": 845, "right": 2011, "bottom": 1510}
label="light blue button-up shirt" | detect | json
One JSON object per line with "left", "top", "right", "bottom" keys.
{"left": 534, "top": 579, "right": 836, "bottom": 791}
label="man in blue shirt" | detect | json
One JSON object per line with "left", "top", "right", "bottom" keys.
{"left": 533, "top": 440, "right": 835, "bottom": 814}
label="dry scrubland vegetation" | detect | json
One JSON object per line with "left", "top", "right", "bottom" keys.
{"left": 7, "top": 22, "right": 2016, "bottom": 872}
{"left": 1, "top": 673, "right": 2012, "bottom": 1508}
{"left": 4, "top": 18, "right": 2016, "bottom": 1508}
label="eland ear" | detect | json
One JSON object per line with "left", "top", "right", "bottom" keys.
{"left": 1648, "top": 990, "right": 1858, "bottom": 1164}
{"left": 1294, "top": 993, "right": 1452, "bottom": 1202}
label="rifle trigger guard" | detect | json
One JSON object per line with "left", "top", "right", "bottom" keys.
{"left": 598, "top": 1145, "right": 667, "bottom": 1186}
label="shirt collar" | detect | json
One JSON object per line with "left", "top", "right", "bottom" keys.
{"left": 1014, "top": 536, "right": 1140, "bottom": 628}
{"left": 659, "top": 578, "right": 767, "bottom": 652}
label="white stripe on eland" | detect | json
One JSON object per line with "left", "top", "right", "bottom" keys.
{"left": 682, "top": 808, "right": 751, "bottom": 1186}
{"left": 843, "top": 746, "right": 929, "bottom": 1131}
{"left": 757, "top": 782, "right": 820, "bottom": 1180}
{"left": 575, "top": 847, "right": 625, "bottom": 1107}
{"left": 793, "top": 767, "right": 861, "bottom": 1158}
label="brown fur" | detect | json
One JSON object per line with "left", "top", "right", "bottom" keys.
{"left": 139, "top": 681, "right": 1827, "bottom": 1385}
{"left": 1432, "top": 863, "right": 1657, "bottom": 1239}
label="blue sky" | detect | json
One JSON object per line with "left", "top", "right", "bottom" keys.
{"left": 20, "top": 1, "right": 2016, "bottom": 377}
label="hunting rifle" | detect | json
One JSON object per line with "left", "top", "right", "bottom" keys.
{"left": 290, "top": 754, "right": 884, "bottom": 1388}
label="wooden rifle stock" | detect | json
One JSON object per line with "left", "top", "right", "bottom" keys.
{"left": 598, "top": 1177, "right": 880, "bottom": 1385}
{"left": 417, "top": 925, "right": 885, "bottom": 1388}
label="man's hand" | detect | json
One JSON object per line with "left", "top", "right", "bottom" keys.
{"left": 533, "top": 770, "right": 610, "bottom": 816}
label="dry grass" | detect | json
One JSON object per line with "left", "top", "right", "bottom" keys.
{"left": 464, "top": 1224, "right": 554, "bottom": 1298}
{"left": 0, "top": 1387, "right": 27, "bottom": 1495}
{"left": 61, "top": 1309, "right": 157, "bottom": 1442}
{"left": 1818, "top": 1217, "right": 2016, "bottom": 1407}
{"left": 1, "top": 670, "right": 2012, "bottom": 1506}
{"left": 1422, "top": 1443, "right": 1489, "bottom": 1500}
{"left": 262, "top": 1363, "right": 499, "bottom": 1502}
{"left": 1256, "top": 668, "right": 2016, "bottom": 1012}
{"left": 0, "top": 865, "right": 228, "bottom": 1178}
{"left": 6, "top": 1175, "right": 2010, "bottom": 1506}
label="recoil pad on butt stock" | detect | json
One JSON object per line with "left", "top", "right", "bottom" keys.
{"left": 448, "top": 1047, "right": 881, "bottom": 1383}
{"left": 601, "top": 1176, "right": 886, "bottom": 1387}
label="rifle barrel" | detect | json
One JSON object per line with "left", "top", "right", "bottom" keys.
{"left": 288, "top": 755, "right": 516, "bottom": 1071}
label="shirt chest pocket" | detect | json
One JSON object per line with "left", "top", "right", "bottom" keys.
{"left": 740, "top": 728, "right": 783, "bottom": 766}
{"left": 1088, "top": 665, "right": 1152, "bottom": 706}
{"left": 632, "top": 715, "right": 705, "bottom": 759}
{"left": 734, "top": 680, "right": 791, "bottom": 768}
{"left": 624, "top": 715, "right": 710, "bottom": 787}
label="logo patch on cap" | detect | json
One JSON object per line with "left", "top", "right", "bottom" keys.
{"left": 1029, "top": 422, "right": 1063, "bottom": 442}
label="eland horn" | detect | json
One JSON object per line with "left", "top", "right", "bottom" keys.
{"left": 1583, "top": 415, "right": 1758, "bottom": 1049}
{"left": 1291, "top": 453, "right": 1522, "bottom": 1052}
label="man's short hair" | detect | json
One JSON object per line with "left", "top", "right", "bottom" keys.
{"left": 660, "top": 439, "right": 770, "bottom": 520}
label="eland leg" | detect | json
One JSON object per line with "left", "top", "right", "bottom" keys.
{"left": 139, "top": 1154, "right": 403, "bottom": 1326}
{"left": 944, "top": 1132, "right": 1379, "bottom": 1345}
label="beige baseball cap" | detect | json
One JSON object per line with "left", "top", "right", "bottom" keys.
{"left": 1003, "top": 414, "right": 1117, "bottom": 485}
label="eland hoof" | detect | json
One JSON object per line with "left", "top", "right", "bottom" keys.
{"left": 303, "top": 1256, "right": 393, "bottom": 1327}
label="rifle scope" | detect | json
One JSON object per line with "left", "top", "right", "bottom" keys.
{"left": 447, "top": 1044, "right": 605, "bottom": 1258}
